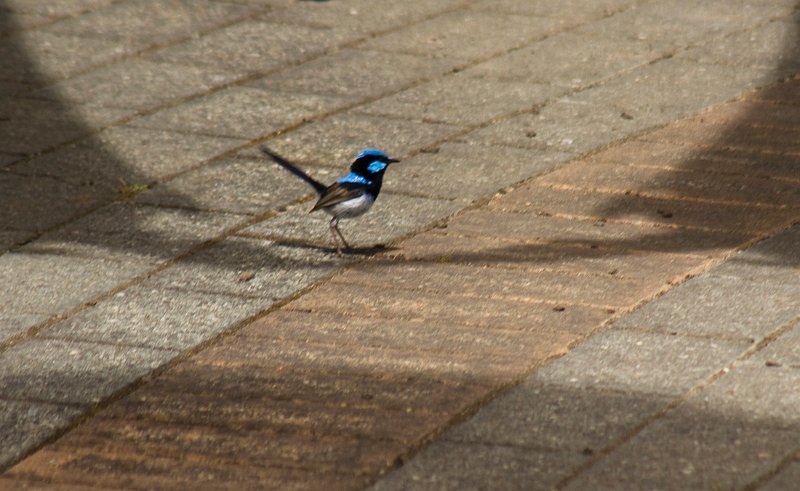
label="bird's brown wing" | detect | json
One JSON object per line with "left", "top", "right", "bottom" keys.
{"left": 311, "top": 182, "right": 365, "bottom": 212}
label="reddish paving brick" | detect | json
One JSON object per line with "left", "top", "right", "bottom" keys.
{"left": 586, "top": 140, "right": 800, "bottom": 182}
{"left": 538, "top": 160, "right": 800, "bottom": 207}
{"left": 440, "top": 209, "right": 753, "bottom": 256}
{"left": 490, "top": 183, "right": 797, "bottom": 233}
{"left": 393, "top": 232, "right": 701, "bottom": 282}
{"left": 642, "top": 120, "right": 800, "bottom": 156}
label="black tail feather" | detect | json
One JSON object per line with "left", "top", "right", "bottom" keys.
{"left": 259, "top": 145, "right": 326, "bottom": 195}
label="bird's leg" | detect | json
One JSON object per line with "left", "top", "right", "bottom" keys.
{"left": 329, "top": 217, "right": 350, "bottom": 255}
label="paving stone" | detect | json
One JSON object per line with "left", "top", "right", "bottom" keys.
{"left": 30, "top": 59, "right": 241, "bottom": 110}
{"left": 3, "top": 0, "right": 114, "bottom": 16}
{"left": 258, "top": 112, "right": 463, "bottom": 166}
{"left": 535, "top": 329, "right": 751, "bottom": 395}
{"left": 263, "top": 0, "right": 467, "bottom": 35}
{"left": 751, "top": 76, "right": 800, "bottom": 105}
{"left": 0, "top": 252, "right": 150, "bottom": 332}
{"left": 12, "top": 126, "right": 245, "bottom": 191}
{"left": 0, "top": 338, "right": 175, "bottom": 405}
{"left": 333, "top": 262, "right": 659, "bottom": 310}
{"left": 357, "top": 73, "right": 560, "bottom": 125}
{"left": 614, "top": 274, "right": 800, "bottom": 340}
{"left": 565, "top": 362, "right": 800, "bottom": 490}
{"left": 538, "top": 161, "right": 800, "bottom": 207}
{"left": 676, "top": 17, "right": 800, "bottom": 76}
{"left": 0, "top": 230, "right": 37, "bottom": 253}
{"left": 132, "top": 86, "right": 350, "bottom": 139}
{"left": 393, "top": 231, "right": 700, "bottom": 282}
{"left": 0, "top": 31, "right": 133, "bottom": 83}
{"left": 709, "top": 225, "right": 800, "bottom": 285}
{"left": 43, "top": 286, "right": 266, "bottom": 351}
{"left": 0, "top": 174, "right": 105, "bottom": 232}
{"left": 146, "top": 236, "right": 342, "bottom": 299}
{"left": 462, "top": 30, "right": 656, "bottom": 88}
{"left": 467, "top": 0, "right": 635, "bottom": 21}
{"left": 491, "top": 183, "right": 796, "bottom": 233}
{"left": 383, "top": 142, "right": 569, "bottom": 201}
{"left": 0, "top": 98, "right": 133, "bottom": 154}
{"left": 22, "top": 203, "right": 243, "bottom": 265}
{"left": 0, "top": 400, "right": 84, "bottom": 470}
{"left": 45, "top": 0, "right": 252, "bottom": 47}
{"left": 678, "top": 99, "right": 800, "bottom": 132}
{"left": 567, "top": 58, "right": 774, "bottom": 130}
{"left": 371, "top": 440, "right": 583, "bottom": 491}
{"left": 362, "top": 10, "right": 564, "bottom": 63}
{"left": 642, "top": 117, "right": 800, "bottom": 156}
{"left": 587, "top": 139, "right": 800, "bottom": 182}
{"left": 0, "top": 314, "right": 48, "bottom": 344}
{"left": 444, "top": 381, "right": 670, "bottom": 452}
{"left": 242, "top": 193, "right": 463, "bottom": 248}
{"left": 150, "top": 19, "right": 348, "bottom": 74}
{"left": 8, "top": 445, "right": 368, "bottom": 491}
{"left": 573, "top": 1, "right": 780, "bottom": 54}
{"left": 134, "top": 154, "right": 322, "bottom": 214}
{"left": 760, "top": 459, "right": 800, "bottom": 491}
{"left": 249, "top": 48, "right": 453, "bottom": 100}
{"left": 442, "top": 210, "right": 753, "bottom": 256}
{"left": 287, "top": 282, "right": 609, "bottom": 337}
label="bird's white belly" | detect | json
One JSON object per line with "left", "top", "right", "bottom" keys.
{"left": 325, "top": 194, "right": 375, "bottom": 219}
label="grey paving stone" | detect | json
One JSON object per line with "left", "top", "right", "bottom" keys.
{"left": 0, "top": 174, "right": 105, "bottom": 232}
{"left": 29, "top": 60, "right": 241, "bottom": 110}
{"left": 3, "top": 0, "right": 113, "bottom": 16}
{"left": 0, "top": 252, "right": 150, "bottom": 333}
{"left": 462, "top": 30, "right": 657, "bottom": 88}
{"left": 0, "top": 30, "right": 133, "bottom": 83}
{"left": 565, "top": 408, "right": 798, "bottom": 490}
{"left": 0, "top": 400, "right": 84, "bottom": 470}
{"left": 242, "top": 193, "right": 463, "bottom": 248}
{"left": 263, "top": 0, "right": 466, "bottom": 35}
{"left": 676, "top": 17, "right": 800, "bottom": 76}
{"left": 536, "top": 329, "right": 751, "bottom": 395}
{"left": 132, "top": 86, "right": 349, "bottom": 139}
{"left": 0, "top": 152, "right": 23, "bottom": 167}
{"left": 613, "top": 275, "right": 800, "bottom": 340}
{"left": 249, "top": 48, "right": 453, "bottom": 100}
{"left": 134, "top": 154, "right": 320, "bottom": 214}
{"left": 710, "top": 224, "right": 800, "bottom": 286}
{"left": 43, "top": 286, "right": 267, "bottom": 351}
{"left": 149, "top": 19, "right": 349, "bottom": 74}
{"left": 0, "top": 98, "right": 133, "bottom": 155}
{"left": 445, "top": 381, "right": 670, "bottom": 452}
{"left": 0, "top": 338, "right": 175, "bottom": 405}
{"left": 22, "top": 203, "right": 243, "bottom": 265}
{"left": 370, "top": 440, "right": 583, "bottom": 491}
{"left": 565, "top": 361, "right": 800, "bottom": 491}
{"left": 257, "top": 112, "right": 463, "bottom": 166}
{"left": 356, "top": 73, "right": 560, "bottom": 126}
{"left": 45, "top": 0, "right": 252, "bottom": 47}
{"left": 0, "top": 230, "right": 36, "bottom": 253}
{"left": 145, "top": 236, "right": 343, "bottom": 299}
{"left": 467, "top": 0, "right": 635, "bottom": 21}
{"left": 461, "top": 96, "right": 641, "bottom": 155}
{"left": 760, "top": 460, "right": 800, "bottom": 491}
{"left": 0, "top": 314, "right": 48, "bottom": 344}
{"left": 12, "top": 126, "right": 246, "bottom": 191}
{"left": 573, "top": 0, "right": 781, "bottom": 54}
{"left": 362, "top": 10, "right": 564, "bottom": 63}
{"left": 566, "top": 58, "right": 775, "bottom": 130}
{"left": 383, "top": 142, "right": 569, "bottom": 201}
{"left": 750, "top": 322, "right": 800, "bottom": 368}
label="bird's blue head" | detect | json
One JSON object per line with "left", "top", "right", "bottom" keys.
{"left": 350, "top": 148, "right": 399, "bottom": 177}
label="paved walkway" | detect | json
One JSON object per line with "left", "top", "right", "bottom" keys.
{"left": 1, "top": 0, "right": 799, "bottom": 489}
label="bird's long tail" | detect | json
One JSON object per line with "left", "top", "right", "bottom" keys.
{"left": 259, "top": 145, "right": 326, "bottom": 195}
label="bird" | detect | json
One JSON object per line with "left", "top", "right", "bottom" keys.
{"left": 260, "top": 145, "right": 399, "bottom": 255}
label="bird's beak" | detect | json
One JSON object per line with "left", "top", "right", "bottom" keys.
{"left": 388, "top": 158, "right": 400, "bottom": 163}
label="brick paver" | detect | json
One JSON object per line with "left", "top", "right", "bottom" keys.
{"left": 2, "top": 0, "right": 800, "bottom": 489}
